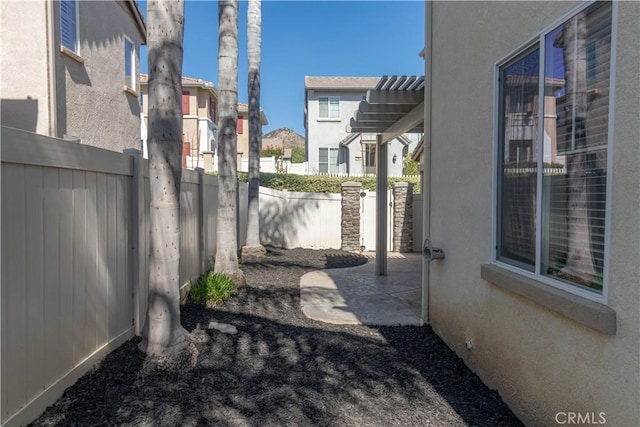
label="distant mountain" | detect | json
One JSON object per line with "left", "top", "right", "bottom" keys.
{"left": 263, "top": 128, "right": 305, "bottom": 149}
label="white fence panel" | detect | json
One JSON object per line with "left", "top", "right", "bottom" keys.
{"left": 239, "top": 156, "right": 277, "bottom": 173}
{"left": 360, "top": 190, "right": 393, "bottom": 252}
{"left": 259, "top": 187, "right": 341, "bottom": 249}
{"left": 285, "top": 162, "right": 308, "bottom": 175}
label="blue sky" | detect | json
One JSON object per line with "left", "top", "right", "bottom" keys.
{"left": 139, "top": 1, "right": 425, "bottom": 135}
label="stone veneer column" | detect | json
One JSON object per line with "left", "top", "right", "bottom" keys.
{"left": 341, "top": 182, "right": 362, "bottom": 252}
{"left": 393, "top": 182, "right": 414, "bottom": 253}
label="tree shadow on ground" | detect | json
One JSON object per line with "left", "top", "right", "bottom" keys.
{"left": 32, "top": 288, "right": 521, "bottom": 427}
{"left": 31, "top": 249, "right": 520, "bottom": 427}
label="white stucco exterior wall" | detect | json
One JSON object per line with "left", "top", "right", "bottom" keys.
{"left": 425, "top": 2, "right": 640, "bottom": 426}
{"left": 1, "top": 1, "right": 51, "bottom": 134}
{"left": 306, "top": 90, "right": 361, "bottom": 173}
{"left": 306, "top": 89, "right": 406, "bottom": 175}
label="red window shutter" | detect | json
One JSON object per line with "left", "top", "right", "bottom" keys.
{"left": 182, "top": 91, "right": 190, "bottom": 114}
{"left": 237, "top": 115, "right": 243, "bottom": 134}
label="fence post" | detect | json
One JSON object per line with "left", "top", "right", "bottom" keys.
{"left": 202, "top": 151, "right": 214, "bottom": 172}
{"left": 392, "top": 182, "right": 414, "bottom": 253}
{"left": 124, "top": 148, "right": 146, "bottom": 336}
{"left": 341, "top": 182, "right": 362, "bottom": 251}
{"left": 196, "top": 167, "right": 208, "bottom": 273}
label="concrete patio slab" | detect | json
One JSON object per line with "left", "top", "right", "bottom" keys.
{"left": 300, "top": 252, "right": 423, "bottom": 326}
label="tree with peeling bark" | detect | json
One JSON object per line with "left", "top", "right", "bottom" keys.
{"left": 555, "top": 11, "right": 597, "bottom": 285}
{"left": 242, "top": 0, "right": 266, "bottom": 261}
{"left": 139, "top": 0, "right": 196, "bottom": 364}
{"left": 215, "top": 0, "right": 245, "bottom": 285}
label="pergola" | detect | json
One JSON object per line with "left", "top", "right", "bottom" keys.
{"left": 347, "top": 75, "right": 425, "bottom": 275}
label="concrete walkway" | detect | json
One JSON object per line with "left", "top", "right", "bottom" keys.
{"left": 300, "top": 252, "right": 423, "bottom": 326}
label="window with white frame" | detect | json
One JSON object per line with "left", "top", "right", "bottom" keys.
{"left": 318, "top": 96, "right": 340, "bottom": 119}
{"left": 318, "top": 147, "right": 340, "bottom": 173}
{"left": 60, "top": 0, "right": 79, "bottom": 53}
{"left": 496, "top": 1, "right": 612, "bottom": 296}
{"left": 124, "top": 38, "right": 135, "bottom": 88}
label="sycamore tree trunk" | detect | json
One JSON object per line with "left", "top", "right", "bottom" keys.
{"left": 140, "top": 0, "right": 194, "bottom": 363}
{"left": 558, "top": 11, "right": 597, "bottom": 283}
{"left": 216, "top": 0, "right": 245, "bottom": 285}
{"left": 242, "top": 0, "right": 266, "bottom": 260}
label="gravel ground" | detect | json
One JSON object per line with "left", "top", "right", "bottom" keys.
{"left": 31, "top": 247, "right": 522, "bottom": 427}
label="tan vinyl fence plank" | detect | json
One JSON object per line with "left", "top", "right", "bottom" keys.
{"left": 1, "top": 165, "right": 7, "bottom": 422}
{"left": 95, "top": 174, "right": 109, "bottom": 347}
{"left": 43, "top": 168, "right": 61, "bottom": 388}
{"left": 72, "top": 170, "right": 87, "bottom": 366}
{"left": 106, "top": 175, "right": 118, "bottom": 340}
{"left": 3, "top": 164, "right": 29, "bottom": 418}
{"left": 25, "top": 165, "right": 45, "bottom": 401}
{"left": 85, "top": 172, "right": 99, "bottom": 353}
{"left": 115, "top": 176, "right": 131, "bottom": 333}
{"left": 58, "top": 169, "right": 74, "bottom": 376}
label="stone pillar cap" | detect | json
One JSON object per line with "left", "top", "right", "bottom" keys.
{"left": 393, "top": 182, "right": 413, "bottom": 188}
{"left": 341, "top": 181, "right": 362, "bottom": 188}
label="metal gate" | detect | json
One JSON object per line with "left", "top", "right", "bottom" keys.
{"left": 360, "top": 189, "right": 393, "bottom": 252}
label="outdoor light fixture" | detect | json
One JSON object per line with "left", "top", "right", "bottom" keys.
{"left": 392, "top": 154, "right": 397, "bottom": 164}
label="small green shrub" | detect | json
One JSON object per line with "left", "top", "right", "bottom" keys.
{"left": 189, "top": 271, "right": 236, "bottom": 307}
{"left": 291, "top": 147, "right": 305, "bottom": 163}
{"left": 404, "top": 152, "right": 420, "bottom": 176}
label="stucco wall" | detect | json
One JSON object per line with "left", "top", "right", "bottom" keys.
{"left": 142, "top": 86, "right": 217, "bottom": 159}
{"left": 306, "top": 90, "right": 406, "bottom": 175}
{"left": 54, "top": 0, "right": 143, "bottom": 152}
{"left": 426, "top": 2, "right": 639, "bottom": 426}
{"left": 306, "top": 91, "right": 362, "bottom": 173}
{"left": 1, "top": 1, "right": 51, "bottom": 134}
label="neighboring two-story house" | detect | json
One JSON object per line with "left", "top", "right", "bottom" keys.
{"left": 304, "top": 76, "right": 417, "bottom": 176}
{"left": 140, "top": 73, "right": 218, "bottom": 169}
{"left": 140, "top": 83, "right": 268, "bottom": 170}
{"left": 1, "top": 0, "right": 146, "bottom": 153}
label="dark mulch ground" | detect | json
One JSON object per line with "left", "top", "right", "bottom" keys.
{"left": 31, "top": 247, "right": 522, "bottom": 427}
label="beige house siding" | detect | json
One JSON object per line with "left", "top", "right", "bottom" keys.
{"left": 236, "top": 103, "right": 267, "bottom": 159}
{"left": 1, "top": 1, "right": 52, "bottom": 135}
{"left": 140, "top": 75, "right": 218, "bottom": 166}
{"left": 426, "top": 2, "right": 639, "bottom": 426}
{"left": 237, "top": 108, "right": 249, "bottom": 157}
{"left": 1, "top": 0, "right": 144, "bottom": 153}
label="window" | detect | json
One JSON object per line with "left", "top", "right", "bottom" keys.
{"left": 318, "top": 96, "right": 340, "bottom": 119}
{"left": 124, "top": 38, "right": 135, "bottom": 88}
{"left": 182, "top": 91, "right": 190, "bottom": 114}
{"left": 362, "top": 143, "right": 377, "bottom": 175}
{"left": 319, "top": 147, "right": 340, "bottom": 173}
{"left": 496, "top": 1, "right": 612, "bottom": 296}
{"left": 60, "top": 0, "right": 78, "bottom": 53}
{"left": 237, "top": 116, "right": 243, "bottom": 134}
